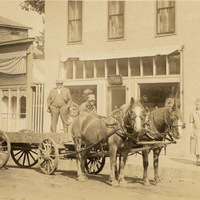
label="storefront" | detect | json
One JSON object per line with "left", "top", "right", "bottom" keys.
{"left": 59, "top": 45, "right": 183, "bottom": 115}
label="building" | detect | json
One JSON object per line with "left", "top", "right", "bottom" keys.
{"left": 0, "top": 16, "right": 44, "bottom": 133}
{"left": 44, "top": 1, "right": 200, "bottom": 155}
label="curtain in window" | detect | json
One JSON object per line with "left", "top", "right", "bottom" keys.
{"left": 109, "top": 1, "right": 124, "bottom": 39}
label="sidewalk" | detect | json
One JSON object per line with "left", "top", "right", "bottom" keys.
{"left": 100, "top": 153, "right": 200, "bottom": 181}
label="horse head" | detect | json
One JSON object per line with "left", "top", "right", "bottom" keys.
{"left": 126, "top": 97, "right": 147, "bottom": 133}
{"left": 167, "top": 103, "right": 185, "bottom": 139}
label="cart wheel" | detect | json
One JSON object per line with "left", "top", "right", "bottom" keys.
{"left": 0, "top": 130, "right": 11, "bottom": 168}
{"left": 11, "top": 144, "right": 38, "bottom": 168}
{"left": 85, "top": 156, "right": 106, "bottom": 175}
{"left": 38, "top": 138, "right": 58, "bottom": 175}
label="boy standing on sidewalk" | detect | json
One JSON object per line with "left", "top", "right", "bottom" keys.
{"left": 190, "top": 98, "right": 200, "bottom": 166}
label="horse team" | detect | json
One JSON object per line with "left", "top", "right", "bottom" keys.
{"left": 70, "top": 97, "right": 185, "bottom": 186}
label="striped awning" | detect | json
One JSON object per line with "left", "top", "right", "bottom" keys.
{"left": 0, "top": 51, "right": 27, "bottom": 74}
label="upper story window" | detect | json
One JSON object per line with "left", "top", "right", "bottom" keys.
{"left": 108, "top": 1, "right": 124, "bottom": 39}
{"left": 156, "top": 1, "right": 175, "bottom": 35}
{"left": 68, "top": 1, "right": 82, "bottom": 43}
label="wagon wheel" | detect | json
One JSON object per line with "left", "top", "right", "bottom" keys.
{"left": 38, "top": 138, "right": 59, "bottom": 175}
{"left": 0, "top": 130, "right": 11, "bottom": 168}
{"left": 85, "top": 149, "right": 106, "bottom": 175}
{"left": 11, "top": 143, "right": 38, "bottom": 168}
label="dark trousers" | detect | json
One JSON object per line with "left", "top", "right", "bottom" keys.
{"left": 50, "top": 105, "right": 69, "bottom": 133}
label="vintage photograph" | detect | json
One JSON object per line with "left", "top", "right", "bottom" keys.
{"left": 0, "top": 0, "right": 200, "bottom": 199}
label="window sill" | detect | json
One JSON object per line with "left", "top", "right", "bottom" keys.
{"left": 67, "top": 41, "right": 83, "bottom": 46}
{"left": 107, "top": 38, "right": 125, "bottom": 42}
{"left": 155, "top": 33, "right": 177, "bottom": 38}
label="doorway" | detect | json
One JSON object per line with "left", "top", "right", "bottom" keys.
{"left": 107, "top": 86, "right": 126, "bottom": 114}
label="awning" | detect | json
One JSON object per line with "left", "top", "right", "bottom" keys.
{"left": 0, "top": 51, "right": 27, "bottom": 74}
{"left": 59, "top": 45, "right": 184, "bottom": 62}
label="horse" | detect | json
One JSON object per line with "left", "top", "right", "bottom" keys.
{"left": 140, "top": 102, "right": 185, "bottom": 185}
{"left": 71, "top": 97, "right": 147, "bottom": 186}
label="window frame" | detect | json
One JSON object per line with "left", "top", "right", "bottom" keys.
{"left": 156, "top": 1, "right": 176, "bottom": 36}
{"left": 68, "top": 0, "right": 83, "bottom": 43}
{"left": 108, "top": 0, "right": 125, "bottom": 40}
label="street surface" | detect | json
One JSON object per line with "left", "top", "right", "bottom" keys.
{"left": 0, "top": 159, "right": 199, "bottom": 200}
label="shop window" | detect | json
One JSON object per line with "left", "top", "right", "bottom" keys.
{"left": 156, "top": 55, "right": 166, "bottom": 75}
{"left": 118, "top": 58, "right": 128, "bottom": 77}
{"left": 96, "top": 60, "right": 105, "bottom": 78}
{"left": 157, "top": 1, "right": 175, "bottom": 35}
{"left": 75, "top": 60, "right": 83, "bottom": 79}
{"left": 20, "top": 96, "right": 26, "bottom": 118}
{"left": 107, "top": 59, "right": 116, "bottom": 75}
{"left": 85, "top": 61, "right": 94, "bottom": 78}
{"left": 108, "top": 1, "right": 124, "bottom": 39}
{"left": 169, "top": 53, "right": 180, "bottom": 75}
{"left": 11, "top": 96, "right": 17, "bottom": 119}
{"left": 68, "top": 1, "right": 82, "bottom": 43}
{"left": 130, "top": 57, "right": 140, "bottom": 76}
{"left": 66, "top": 60, "right": 73, "bottom": 79}
{"left": 143, "top": 57, "right": 153, "bottom": 76}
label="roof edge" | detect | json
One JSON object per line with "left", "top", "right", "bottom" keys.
{"left": 0, "top": 38, "right": 35, "bottom": 46}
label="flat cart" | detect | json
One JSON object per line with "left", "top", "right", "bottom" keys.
{"left": 0, "top": 129, "right": 176, "bottom": 175}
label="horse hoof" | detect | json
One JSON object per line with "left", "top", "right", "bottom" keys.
{"left": 144, "top": 181, "right": 151, "bottom": 186}
{"left": 109, "top": 180, "right": 119, "bottom": 187}
{"left": 77, "top": 175, "right": 88, "bottom": 182}
{"left": 119, "top": 180, "right": 128, "bottom": 187}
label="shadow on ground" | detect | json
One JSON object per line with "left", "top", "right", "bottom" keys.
{"left": 169, "top": 158, "right": 195, "bottom": 165}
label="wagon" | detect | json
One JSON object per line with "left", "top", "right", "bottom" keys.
{"left": 0, "top": 128, "right": 176, "bottom": 175}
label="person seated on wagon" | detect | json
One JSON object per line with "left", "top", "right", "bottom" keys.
{"left": 79, "top": 94, "right": 97, "bottom": 114}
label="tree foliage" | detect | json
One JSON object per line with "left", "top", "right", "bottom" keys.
{"left": 20, "top": 0, "right": 45, "bottom": 14}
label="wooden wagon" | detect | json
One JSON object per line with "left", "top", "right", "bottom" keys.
{"left": 0, "top": 129, "right": 176, "bottom": 175}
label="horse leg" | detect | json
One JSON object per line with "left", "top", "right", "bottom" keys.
{"left": 118, "top": 149, "right": 129, "bottom": 186}
{"left": 109, "top": 144, "right": 119, "bottom": 186}
{"left": 74, "top": 137, "right": 87, "bottom": 181}
{"left": 153, "top": 147, "right": 162, "bottom": 185}
{"left": 142, "top": 148, "right": 151, "bottom": 186}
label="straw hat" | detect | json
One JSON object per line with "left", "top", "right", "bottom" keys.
{"left": 56, "top": 79, "right": 63, "bottom": 84}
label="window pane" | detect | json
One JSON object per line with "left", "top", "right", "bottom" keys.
{"left": 11, "top": 90, "right": 17, "bottom": 119}
{"left": 69, "top": 1, "right": 82, "bottom": 20}
{"left": 157, "top": 8, "right": 175, "bottom": 34}
{"left": 96, "top": 60, "right": 105, "bottom": 78}
{"left": 157, "top": 1, "right": 174, "bottom": 9}
{"left": 156, "top": 55, "right": 166, "bottom": 75}
{"left": 109, "top": 15, "right": 124, "bottom": 38}
{"left": 130, "top": 58, "right": 140, "bottom": 76}
{"left": 109, "top": 1, "right": 124, "bottom": 15}
{"left": 66, "top": 60, "right": 73, "bottom": 79}
{"left": 143, "top": 57, "right": 153, "bottom": 76}
{"left": 85, "top": 61, "right": 94, "bottom": 78}
{"left": 107, "top": 60, "right": 116, "bottom": 75}
{"left": 118, "top": 58, "right": 128, "bottom": 77}
{"left": 20, "top": 96, "right": 26, "bottom": 118}
{"left": 75, "top": 60, "right": 83, "bottom": 79}
{"left": 68, "top": 20, "right": 82, "bottom": 42}
{"left": 169, "top": 54, "right": 180, "bottom": 74}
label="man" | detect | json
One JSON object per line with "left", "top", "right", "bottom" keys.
{"left": 190, "top": 98, "right": 200, "bottom": 166}
{"left": 47, "top": 79, "right": 72, "bottom": 133}
{"left": 83, "top": 88, "right": 93, "bottom": 101}
{"left": 79, "top": 94, "right": 97, "bottom": 114}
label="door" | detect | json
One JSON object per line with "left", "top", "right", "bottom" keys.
{"left": 107, "top": 86, "right": 126, "bottom": 115}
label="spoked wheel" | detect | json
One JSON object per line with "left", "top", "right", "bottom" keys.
{"left": 85, "top": 155, "right": 106, "bottom": 175}
{"left": 38, "top": 138, "right": 58, "bottom": 175}
{"left": 11, "top": 144, "right": 38, "bottom": 168}
{"left": 0, "top": 130, "right": 11, "bottom": 168}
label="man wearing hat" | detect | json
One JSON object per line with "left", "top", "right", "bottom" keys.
{"left": 190, "top": 98, "right": 200, "bottom": 166}
{"left": 47, "top": 79, "right": 72, "bottom": 134}
{"left": 79, "top": 94, "right": 97, "bottom": 114}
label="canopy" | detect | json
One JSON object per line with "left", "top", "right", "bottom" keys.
{"left": 59, "top": 45, "right": 183, "bottom": 62}
{"left": 0, "top": 51, "right": 27, "bottom": 74}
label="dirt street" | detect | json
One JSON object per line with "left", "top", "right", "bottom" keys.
{"left": 0, "top": 159, "right": 199, "bottom": 200}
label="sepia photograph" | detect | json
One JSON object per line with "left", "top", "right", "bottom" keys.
{"left": 0, "top": 0, "right": 200, "bottom": 199}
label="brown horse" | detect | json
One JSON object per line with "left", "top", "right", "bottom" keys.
{"left": 141, "top": 102, "right": 185, "bottom": 185}
{"left": 71, "top": 98, "right": 147, "bottom": 186}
